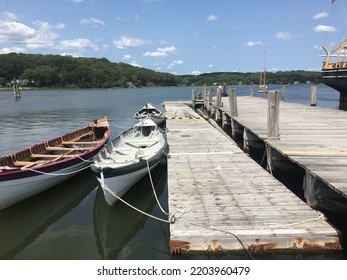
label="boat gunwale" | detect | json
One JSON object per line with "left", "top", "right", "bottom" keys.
{"left": 0, "top": 117, "right": 111, "bottom": 180}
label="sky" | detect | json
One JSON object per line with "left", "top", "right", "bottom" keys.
{"left": 0, "top": 0, "right": 346, "bottom": 75}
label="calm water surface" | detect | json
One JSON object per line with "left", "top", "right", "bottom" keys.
{"left": 0, "top": 84, "right": 343, "bottom": 259}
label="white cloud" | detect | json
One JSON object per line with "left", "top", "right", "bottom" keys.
{"left": 143, "top": 45, "right": 177, "bottom": 57}
{"left": 114, "top": 36, "right": 151, "bottom": 49}
{"left": 57, "top": 38, "right": 99, "bottom": 51}
{"left": 69, "top": 0, "right": 84, "bottom": 3}
{"left": 123, "top": 54, "right": 131, "bottom": 60}
{"left": 207, "top": 14, "right": 218, "bottom": 22}
{"left": 129, "top": 60, "right": 142, "bottom": 67}
{"left": 313, "top": 25, "right": 336, "bottom": 32}
{"left": 167, "top": 60, "right": 183, "bottom": 69}
{"left": 25, "top": 21, "right": 64, "bottom": 49}
{"left": 313, "top": 11, "right": 329, "bottom": 20}
{"left": 0, "top": 47, "right": 26, "bottom": 54}
{"left": 60, "top": 52, "right": 82, "bottom": 57}
{"left": 2, "top": 11, "right": 20, "bottom": 21}
{"left": 0, "top": 19, "right": 64, "bottom": 50}
{"left": 275, "top": 32, "right": 295, "bottom": 40}
{"left": 80, "top": 17, "right": 105, "bottom": 28}
{"left": 116, "top": 14, "right": 139, "bottom": 22}
{"left": 208, "top": 64, "right": 213, "bottom": 68}
{"left": 191, "top": 70, "right": 201, "bottom": 75}
{"left": 0, "top": 21, "right": 36, "bottom": 43}
{"left": 244, "top": 41, "right": 262, "bottom": 47}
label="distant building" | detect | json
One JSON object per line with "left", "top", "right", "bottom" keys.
{"left": 126, "top": 81, "right": 136, "bottom": 88}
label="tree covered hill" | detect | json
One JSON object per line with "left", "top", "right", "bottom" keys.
{"left": 0, "top": 53, "right": 322, "bottom": 88}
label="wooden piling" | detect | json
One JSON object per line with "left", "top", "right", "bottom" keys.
{"left": 267, "top": 90, "right": 280, "bottom": 139}
{"left": 281, "top": 85, "right": 286, "bottom": 101}
{"left": 228, "top": 88, "right": 238, "bottom": 117}
{"left": 216, "top": 86, "right": 222, "bottom": 107}
{"left": 311, "top": 84, "right": 317, "bottom": 106}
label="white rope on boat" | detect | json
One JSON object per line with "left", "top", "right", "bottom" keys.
{"left": 100, "top": 170, "right": 175, "bottom": 224}
{"left": 24, "top": 164, "right": 91, "bottom": 176}
{"left": 76, "top": 155, "right": 94, "bottom": 162}
{"left": 112, "top": 123, "right": 132, "bottom": 129}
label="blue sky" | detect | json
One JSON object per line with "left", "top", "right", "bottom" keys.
{"left": 0, "top": 0, "right": 346, "bottom": 75}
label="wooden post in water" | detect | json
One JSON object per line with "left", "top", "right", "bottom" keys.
{"left": 192, "top": 88, "right": 196, "bottom": 108}
{"left": 209, "top": 87, "right": 213, "bottom": 105}
{"left": 281, "top": 85, "right": 286, "bottom": 101}
{"left": 229, "top": 88, "right": 238, "bottom": 117}
{"left": 250, "top": 85, "right": 254, "bottom": 97}
{"left": 207, "top": 87, "right": 213, "bottom": 113}
{"left": 311, "top": 84, "right": 317, "bottom": 106}
{"left": 216, "top": 86, "right": 222, "bottom": 107}
{"left": 267, "top": 90, "right": 280, "bottom": 139}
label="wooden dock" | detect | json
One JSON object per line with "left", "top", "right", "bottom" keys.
{"left": 214, "top": 94, "right": 347, "bottom": 214}
{"left": 164, "top": 101, "right": 341, "bottom": 256}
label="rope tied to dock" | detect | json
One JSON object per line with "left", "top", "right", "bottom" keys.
{"left": 265, "top": 211, "right": 327, "bottom": 229}
{"left": 99, "top": 170, "right": 175, "bottom": 224}
{"left": 146, "top": 159, "right": 169, "bottom": 216}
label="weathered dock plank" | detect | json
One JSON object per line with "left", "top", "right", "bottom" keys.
{"left": 164, "top": 101, "right": 341, "bottom": 255}
{"left": 220, "top": 96, "right": 347, "bottom": 202}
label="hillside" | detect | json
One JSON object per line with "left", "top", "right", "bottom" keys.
{"left": 0, "top": 53, "right": 322, "bottom": 88}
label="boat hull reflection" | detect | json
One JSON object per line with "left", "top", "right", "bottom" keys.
{"left": 0, "top": 170, "right": 97, "bottom": 259}
{"left": 93, "top": 162, "right": 168, "bottom": 259}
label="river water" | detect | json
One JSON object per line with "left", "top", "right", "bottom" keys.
{"left": 0, "top": 84, "right": 344, "bottom": 259}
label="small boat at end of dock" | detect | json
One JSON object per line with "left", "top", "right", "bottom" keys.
{"left": 134, "top": 103, "right": 166, "bottom": 126}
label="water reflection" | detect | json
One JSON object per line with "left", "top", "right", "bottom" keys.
{"left": 0, "top": 170, "right": 97, "bottom": 259}
{"left": 93, "top": 162, "right": 169, "bottom": 259}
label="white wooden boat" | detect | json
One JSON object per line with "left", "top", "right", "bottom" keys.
{"left": 91, "top": 117, "right": 168, "bottom": 206}
{"left": 134, "top": 103, "right": 166, "bottom": 126}
{"left": 0, "top": 117, "right": 110, "bottom": 211}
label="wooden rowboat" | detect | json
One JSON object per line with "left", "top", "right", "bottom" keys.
{"left": 134, "top": 103, "right": 166, "bottom": 126}
{"left": 91, "top": 117, "right": 168, "bottom": 206}
{"left": 0, "top": 116, "right": 111, "bottom": 211}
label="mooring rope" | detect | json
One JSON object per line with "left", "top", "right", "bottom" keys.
{"left": 100, "top": 170, "right": 175, "bottom": 224}
{"left": 266, "top": 211, "right": 326, "bottom": 229}
{"left": 24, "top": 164, "right": 91, "bottom": 175}
{"left": 112, "top": 123, "right": 132, "bottom": 129}
{"left": 76, "top": 154, "right": 94, "bottom": 162}
{"left": 146, "top": 160, "right": 169, "bottom": 216}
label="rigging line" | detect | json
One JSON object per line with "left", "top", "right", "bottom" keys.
{"left": 146, "top": 160, "right": 169, "bottom": 216}
{"left": 100, "top": 171, "right": 174, "bottom": 224}
{"left": 341, "top": 0, "right": 347, "bottom": 28}
{"left": 322, "top": 1, "right": 338, "bottom": 52}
